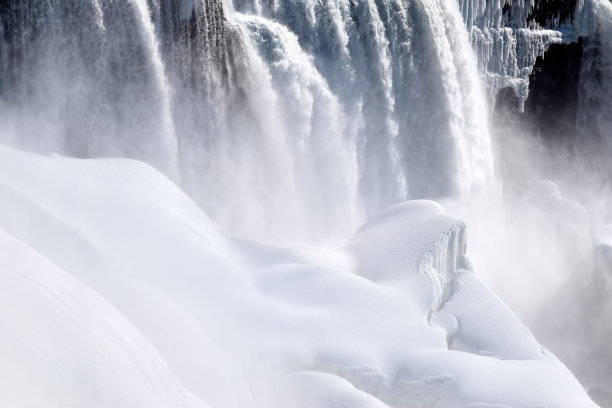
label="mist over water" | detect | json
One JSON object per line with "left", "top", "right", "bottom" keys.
{"left": 1, "top": 0, "right": 612, "bottom": 402}
{"left": 0, "top": 0, "right": 495, "bottom": 242}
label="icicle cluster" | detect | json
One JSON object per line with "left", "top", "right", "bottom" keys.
{"left": 459, "top": 0, "right": 574, "bottom": 109}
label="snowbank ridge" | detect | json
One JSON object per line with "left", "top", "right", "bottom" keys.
{"left": 0, "top": 147, "right": 599, "bottom": 408}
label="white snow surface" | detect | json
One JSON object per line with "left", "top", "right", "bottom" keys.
{"left": 0, "top": 146, "right": 597, "bottom": 408}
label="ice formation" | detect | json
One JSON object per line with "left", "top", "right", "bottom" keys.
{"left": 458, "top": 0, "right": 576, "bottom": 108}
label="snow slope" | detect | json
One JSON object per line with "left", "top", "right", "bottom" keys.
{"left": 0, "top": 229, "right": 207, "bottom": 408}
{"left": 0, "top": 146, "right": 597, "bottom": 407}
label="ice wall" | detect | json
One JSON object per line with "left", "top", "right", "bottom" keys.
{"left": 472, "top": 26, "right": 563, "bottom": 106}
{"left": 459, "top": 0, "right": 574, "bottom": 108}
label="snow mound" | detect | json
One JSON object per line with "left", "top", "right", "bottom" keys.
{"left": 0, "top": 146, "right": 597, "bottom": 407}
{"left": 0, "top": 229, "right": 206, "bottom": 408}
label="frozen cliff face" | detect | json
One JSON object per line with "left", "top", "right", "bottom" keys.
{"left": 459, "top": 0, "right": 578, "bottom": 29}
{"left": 0, "top": 146, "right": 598, "bottom": 407}
{"left": 464, "top": 0, "right": 612, "bottom": 174}
{"left": 471, "top": 26, "right": 564, "bottom": 107}
{"left": 488, "top": 0, "right": 612, "bottom": 226}
{"left": 459, "top": 0, "right": 579, "bottom": 108}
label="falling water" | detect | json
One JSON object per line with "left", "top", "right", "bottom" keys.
{"left": 1, "top": 0, "right": 494, "bottom": 242}
{"left": 0, "top": 0, "right": 177, "bottom": 174}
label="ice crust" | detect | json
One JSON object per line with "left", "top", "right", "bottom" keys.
{"left": 0, "top": 146, "right": 597, "bottom": 408}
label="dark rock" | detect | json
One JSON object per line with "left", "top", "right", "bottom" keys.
{"left": 523, "top": 39, "right": 583, "bottom": 143}
{"left": 527, "top": 0, "right": 578, "bottom": 28}
{"left": 498, "top": 0, "right": 577, "bottom": 28}
{"left": 494, "top": 86, "right": 521, "bottom": 126}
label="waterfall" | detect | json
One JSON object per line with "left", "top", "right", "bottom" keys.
{"left": 575, "top": 0, "right": 612, "bottom": 158}
{"left": 0, "top": 0, "right": 177, "bottom": 174}
{"left": 0, "top": 0, "right": 493, "bottom": 242}
{"left": 571, "top": 0, "right": 612, "bottom": 223}
{"left": 231, "top": 0, "right": 493, "bottom": 214}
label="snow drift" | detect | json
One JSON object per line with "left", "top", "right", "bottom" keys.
{"left": 0, "top": 146, "right": 596, "bottom": 407}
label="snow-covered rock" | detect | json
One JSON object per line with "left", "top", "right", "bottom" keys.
{"left": 0, "top": 229, "right": 207, "bottom": 408}
{"left": 0, "top": 146, "right": 597, "bottom": 407}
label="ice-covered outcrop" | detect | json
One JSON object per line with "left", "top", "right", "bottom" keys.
{"left": 0, "top": 146, "right": 597, "bottom": 407}
{"left": 490, "top": 0, "right": 612, "bottom": 228}
{"left": 462, "top": 0, "right": 612, "bottom": 143}
{"left": 472, "top": 26, "right": 564, "bottom": 105}
{"left": 459, "top": 0, "right": 577, "bottom": 29}
{"left": 459, "top": 0, "right": 578, "bottom": 108}
{"left": 345, "top": 201, "right": 470, "bottom": 311}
